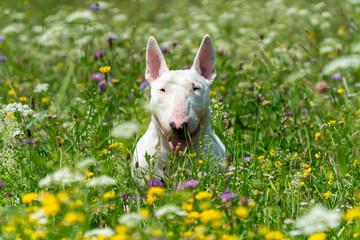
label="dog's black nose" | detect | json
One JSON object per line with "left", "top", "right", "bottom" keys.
{"left": 170, "top": 122, "right": 188, "bottom": 135}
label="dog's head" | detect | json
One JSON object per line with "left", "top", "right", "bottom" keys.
{"left": 145, "top": 35, "right": 216, "bottom": 152}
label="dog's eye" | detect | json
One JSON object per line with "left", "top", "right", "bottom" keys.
{"left": 193, "top": 87, "right": 200, "bottom": 91}
{"left": 160, "top": 88, "right": 166, "bottom": 92}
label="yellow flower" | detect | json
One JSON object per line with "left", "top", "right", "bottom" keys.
{"left": 315, "top": 132, "right": 321, "bottom": 140}
{"left": 356, "top": 110, "right": 360, "bottom": 115}
{"left": 265, "top": 231, "right": 284, "bottom": 240}
{"left": 8, "top": 90, "right": 17, "bottom": 96}
{"left": 41, "top": 194, "right": 61, "bottom": 216}
{"left": 344, "top": 207, "right": 360, "bottom": 221}
{"left": 195, "top": 191, "right": 213, "bottom": 200}
{"left": 199, "top": 209, "right": 222, "bottom": 224}
{"left": 189, "top": 152, "right": 197, "bottom": 157}
{"left": 303, "top": 168, "right": 312, "bottom": 176}
{"left": 315, "top": 152, "right": 321, "bottom": 159}
{"left": 139, "top": 208, "right": 150, "bottom": 217}
{"left": 293, "top": 152, "right": 298, "bottom": 158}
{"left": 323, "top": 191, "right": 332, "bottom": 200}
{"left": 41, "top": 97, "right": 50, "bottom": 104}
{"left": 64, "top": 212, "right": 86, "bottom": 225}
{"left": 308, "top": 31, "right": 316, "bottom": 39}
{"left": 6, "top": 112, "right": 14, "bottom": 116}
{"left": 353, "top": 232, "right": 360, "bottom": 238}
{"left": 328, "top": 173, "right": 334, "bottom": 185}
{"left": 182, "top": 203, "right": 193, "bottom": 211}
{"left": 308, "top": 232, "right": 327, "bottom": 240}
{"left": 153, "top": 229, "right": 161, "bottom": 236}
{"left": 86, "top": 172, "right": 94, "bottom": 181}
{"left": 354, "top": 160, "right": 359, "bottom": 166}
{"left": 22, "top": 193, "right": 39, "bottom": 204}
{"left": 300, "top": 182, "right": 305, "bottom": 187}
{"left": 327, "top": 120, "right": 336, "bottom": 126}
{"left": 235, "top": 206, "right": 249, "bottom": 218}
{"left": 337, "top": 88, "right": 344, "bottom": 94}
{"left": 99, "top": 66, "right": 111, "bottom": 74}
{"left": 112, "top": 79, "right": 120, "bottom": 83}
{"left": 184, "top": 231, "right": 194, "bottom": 237}
{"left": 56, "top": 192, "right": 70, "bottom": 203}
{"left": 258, "top": 155, "right": 264, "bottom": 160}
{"left": 269, "top": 149, "right": 275, "bottom": 156}
{"left": 248, "top": 201, "right": 256, "bottom": 207}
{"left": 338, "top": 26, "right": 345, "bottom": 36}
{"left": 220, "top": 234, "right": 238, "bottom": 240}
{"left": 103, "top": 190, "right": 116, "bottom": 200}
{"left": 198, "top": 160, "right": 203, "bottom": 165}
{"left": 144, "top": 194, "right": 157, "bottom": 205}
{"left": 187, "top": 211, "right": 200, "bottom": 218}
{"left": 147, "top": 187, "right": 165, "bottom": 196}
{"left": 166, "top": 232, "right": 174, "bottom": 237}
{"left": 209, "top": 90, "right": 216, "bottom": 97}
{"left": 19, "top": 97, "right": 27, "bottom": 102}
{"left": 114, "top": 225, "right": 129, "bottom": 234}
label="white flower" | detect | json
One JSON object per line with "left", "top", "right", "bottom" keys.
{"left": 4, "top": 103, "right": 33, "bottom": 116}
{"left": 111, "top": 121, "right": 139, "bottom": 139}
{"left": 34, "top": 83, "right": 49, "bottom": 93}
{"left": 323, "top": 55, "right": 360, "bottom": 75}
{"left": 77, "top": 157, "right": 97, "bottom": 170}
{"left": 83, "top": 228, "right": 115, "bottom": 238}
{"left": 38, "top": 167, "right": 85, "bottom": 187}
{"left": 66, "top": 10, "right": 95, "bottom": 23}
{"left": 154, "top": 204, "right": 184, "bottom": 218}
{"left": 13, "top": 130, "right": 21, "bottom": 137}
{"left": 30, "top": 209, "right": 48, "bottom": 225}
{"left": 294, "top": 206, "right": 341, "bottom": 236}
{"left": 118, "top": 213, "right": 145, "bottom": 227}
{"left": 86, "top": 175, "right": 117, "bottom": 187}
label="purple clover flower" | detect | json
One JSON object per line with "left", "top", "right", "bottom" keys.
{"left": 182, "top": 65, "right": 191, "bottom": 70}
{"left": 89, "top": 3, "right": 101, "bottom": 11}
{"left": 99, "top": 80, "right": 106, "bottom": 92}
{"left": 94, "top": 49, "right": 105, "bottom": 58}
{"left": 331, "top": 72, "right": 342, "bottom": 81}
{"left": 171, "top": 40, "right": 179, "bottom": 46}
{"left": 178, "top": 180, "right": 199, "bottom": 189}
{"left": 219, "top": 189, "right": 236, "bottom": 200}
{"left": 301, "top": 108, "right": 309, "bottom": 114}
{"left": 218, "top": 49, "right": 225, "bottom": 56}
{"left": 160, "top": 46, "right": 170, "bottom": 52}
{"left": 0, "top": 55, "right": 7, "bottom": 62}
{"left": 148, "top": 178, "right": 163, "bottom": 187}
{"left": 140, "top": 81, "right": 149, "bottom": 90}
{"left": 0, "top": 36, "right": 4, "bottom": 42}
{"left": 107, "top": 35, "right": 119, "bottom": 46}
{"left": 0, "top": 180, "right": 4, "bottom": 189}
{"left": 286, "top": 110, "right": 294, "bottom": 116}
{"left": 219, "top": 97, "right": 224, "bottom": 102}
{"left": 355, "top": 82, "right": 360, "bottom": 88}
{"left": 220, "top": 74, "right": 227, "bottom": 79}
{"left": 243, "top": 157, "right": 250, "bottom": 163}
{"left": 91, "top": 73, "right": 104, "bottom": 81}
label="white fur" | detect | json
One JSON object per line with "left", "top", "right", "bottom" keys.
{"left": 132, "top": 35, "right": 225, "bottom": 179}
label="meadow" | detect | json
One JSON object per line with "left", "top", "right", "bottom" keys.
{"left": 1, "top": 0, "right": 360, "bottom": 239}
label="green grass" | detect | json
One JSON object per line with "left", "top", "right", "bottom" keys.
{"left": 1, "top": 0, "right": 360, "bottom": 239}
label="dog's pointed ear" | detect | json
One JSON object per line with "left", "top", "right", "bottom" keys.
{"left": 192, "top": 35, "right": 216, "bottom": 84}
{"left": 145, "top": 36, "right": 169, "bottom": 83}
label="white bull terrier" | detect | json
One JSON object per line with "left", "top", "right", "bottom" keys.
{"left": 132, "top": 35, "right": 225, "bottom": 179}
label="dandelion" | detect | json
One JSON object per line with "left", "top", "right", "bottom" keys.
{"left": 265, "top": 231, "right": 284, "bottom": 240}
{"left": 308, "top": 232, "right": 327, "bottom": 240}
{"left": 199, "top": 209, "right": 222, "bottom": 224}
{"left": 99, "top": 66, "right": 111, "bottom": 74}
{"left": 195, "top": 191, "right": 213, "bottom": 200}
{"left": 41, "top": 97, "right": 50, "bottom": 104}
{"left": 327, "top": 120, "right": 336, "bottom": 126}
{"left": 19, "top": 97, "right": 27, "bottom": 102}
{"left": 337, "top": 88, "right": 344, "bottom": 94}
{"left": 235, "top": 206, "right": 249, "bottom": 218}
{"left": 103, "top": 190, "right": 116, "bottom": 200}
{"left": 8, "top": 90, "right": 17, "bottom": 96}
{"left": 64, "top": 212, "right": 86, "bottom": 225}
{"left": 22, "top": 193, "right": 39, "bottom": 204}
{"left": 315, "top": 132, "right": 321, "bottom": 140}
{"left": 344, "top": 207, "right": 360, "bottom": 221}
{"left": 41, "top": 193, "right": 61, "bottom": 216}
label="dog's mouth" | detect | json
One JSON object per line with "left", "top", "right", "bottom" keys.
{"left": 156, "top": 119, "right": 201, "bottom": 152}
